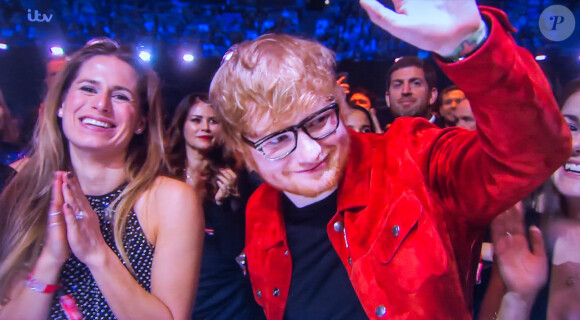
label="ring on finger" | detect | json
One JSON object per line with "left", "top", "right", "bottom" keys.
{"left": 75, "top": 211, "right": 86, "bottom": 220}
{"left": 49, "top": 221, "right": 62, "bottom": 227}
{"left": 49, "top": 211, "right": 62, "bottom": 216}
{"left": 505, "top": 231, "right": 512, "bottom": 238}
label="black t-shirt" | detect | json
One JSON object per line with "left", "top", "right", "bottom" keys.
{"left": 192, "top": 170, "right": 266, "bottom": 320}
{"left": 282, "top": 191, "right": 368, "bottom": 320}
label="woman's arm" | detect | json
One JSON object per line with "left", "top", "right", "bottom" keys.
{"left": 0, "top": 172, "right": 70, "bottom": 320}
{"left": 62, "top": 174, "right": 204, "bottom": 320}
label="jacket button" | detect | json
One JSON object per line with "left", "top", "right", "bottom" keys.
{"left": 284, "top": 250, "right": 289, "bottom": 256}
{"left": 333, "top": 221, "right": 344, "bottom": 232}
{"left": 256, "top": 289, "right": 262, "bottom": 299}
{"left": 348, "top": 256, "right": 352, "bottom": 266}
{"left": 392, "top": 225, "right": 400, "bottom": 237}
{"left": 375, "top": 305, "right": 386, "bottom": 317}
{"left": 273, "top": 288, "right": 280, "bottom": 297}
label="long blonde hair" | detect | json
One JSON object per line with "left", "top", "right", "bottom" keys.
{"left": 0, "top": 38, "right": 167, "bottom": 300}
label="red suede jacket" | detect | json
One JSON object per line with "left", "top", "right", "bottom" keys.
{"left": 244, "top": 7, "right": 572, "bottom": 320}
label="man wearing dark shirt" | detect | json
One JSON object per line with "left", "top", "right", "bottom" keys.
{"left": 208, "top": 0, "right": 571, "bottom": 319}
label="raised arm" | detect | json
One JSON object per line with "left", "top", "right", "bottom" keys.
{"left": 362, "top": 0, "right": 571, "bottom": 223}
{"left": 62, "top": 175, "right": 204, "bottom": 320}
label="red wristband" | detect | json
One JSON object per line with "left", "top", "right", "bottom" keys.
{"left": 25, "top": 273, "right": 61, "bottom": 294}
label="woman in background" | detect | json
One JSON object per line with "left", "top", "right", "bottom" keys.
{"left": 479, "top": 77, "right": 580, "bottom": 320}
{"left": 343, "top": 101, "right": 382, "bottom": 133}
{"left": 0, "top": 38, "right": 204, "bottom": 320}
{"left": 166, "top": 93, "right": 265, "bottom": 320}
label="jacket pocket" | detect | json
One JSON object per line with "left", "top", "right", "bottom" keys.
{"left": 373, "top": 193, "right": 422, "bottom": 264}
{"left": 371, "top": 193, "right": 448, "bottom": 292}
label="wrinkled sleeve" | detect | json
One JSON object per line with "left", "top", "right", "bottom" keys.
{"left": 422, "top": 7, "right": 571, "bottom": 226}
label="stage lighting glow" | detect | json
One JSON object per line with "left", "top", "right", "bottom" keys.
{"left": 50, "top": 46, "right": 64, "bottom": 56}
{"left": 139, "top": 50, "right": 151, "bottom": 62}
{"left": 183, "top": 54, "right": 194, "bottom": 62}
{"left": 535, "top": 54, "right": 547, "bottom": 61}
{"left": 0, "top": 43, "right": 7, "bottom": 50}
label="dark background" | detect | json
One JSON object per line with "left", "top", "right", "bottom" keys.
{"left": 1, "top": 0, "right": 579, "bottom": 136}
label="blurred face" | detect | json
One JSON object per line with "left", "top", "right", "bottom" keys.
{"left": 454, "top": 100, "right": 476, "bottom": 131}
{"left": 553, "top": 91, "right": 580, "bottom": 198}
{"left": 183, "top": 101, "right": 220, "bottom": 151}
{"left": 46, "top": 59, "right": 67, "bottom": 90}
{"left": 386, "top": 66, "right": 436, "bottom": 118}
{"left": 60, "top": 55, "right": 144, "bottom": 157}
{"left": 349, "top": 93, "right": 371, "bottom": 110}
{"left": 441, "top": 89, "right": 467, "bottom": 123}
{"left": 243, "top": 98, "right": 350, "bottom": 197}
{"left": 345, "top": 109, "right": 372, "bottom": 133}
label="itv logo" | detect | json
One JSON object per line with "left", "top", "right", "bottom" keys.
{"left": 27, "top": 9, "right": 54, "bottom": 23}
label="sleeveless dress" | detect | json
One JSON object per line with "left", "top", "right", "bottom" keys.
{"left": 49, "top": 184, "right": 155, "bottom": 320}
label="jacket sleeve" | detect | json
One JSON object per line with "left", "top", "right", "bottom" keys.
{"left": 420, "top": 6, "right": 571, "bottom": 226}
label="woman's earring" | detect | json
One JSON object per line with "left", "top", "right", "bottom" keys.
{"left": 57, "top": 108, "right": 63, "bottom": 118}
{"left": 135, "top": 128, "right": 143, "bottom": 134}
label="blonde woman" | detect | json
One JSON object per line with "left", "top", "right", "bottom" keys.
{"left": 0, "top": 38, "right": 204, "bottom": 320}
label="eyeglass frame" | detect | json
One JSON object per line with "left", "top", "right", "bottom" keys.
{"left": 241, "top": 103, "right": 340, "bottom": 161}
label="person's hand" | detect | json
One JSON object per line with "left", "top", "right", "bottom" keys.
{"left": 337, "top": 75, "right": 350, "bottom": 95}
{"left": 370, "top": 108, "right": 383, "bottom": 134}
{"left": 39, "top": 171, "right": 70, "bottom": 266}
{"left": 491, "top": 203, "right": 548, "bottom": 303}
{"left": 359, "top": 0, "right": 482, "bottom": 57}
{"left": 61, "top": 172, "right": 109, "bottom": 268}
{"left": 214, "top": 168, "right": 238, "bottom": 205}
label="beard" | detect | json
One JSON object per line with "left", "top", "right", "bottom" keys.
{"left": 275, "top": 137, "right": 350, "bottom": 198}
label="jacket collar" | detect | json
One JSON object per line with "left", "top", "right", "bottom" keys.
{"left": 250, "top": 130, "right": 373, "bottom": 250}
{"left": 336, "top": 129, "right": 372, "bottom": 213}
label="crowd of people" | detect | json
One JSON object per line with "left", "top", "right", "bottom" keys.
{"left": 0, "top": 0, "right": 578, "bottom": 319}
{"left": 0, "top": 0, "right": 558, "bottom": 61}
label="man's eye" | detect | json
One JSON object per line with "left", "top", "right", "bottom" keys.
{"left": 268, "top": 134, "right": 290, "bottom": 145}
{"left": 568, "top": 123, "right": 578, "bottom": 132}
{"left": 310, "top": 114, "right": 330, "bottom": 127}
{"left": 80, "top": 86, "right": 97, "bottom": 93}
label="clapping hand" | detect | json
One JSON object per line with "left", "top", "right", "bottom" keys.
{"left": 215, "top": 168, "right": 239, "bottom": 205}
{"left": 42, "top": 171, "right": 71, "bottom": 267}
{"left": 491, "top": 203, "right": 548, "bottom": 303}
{"left": 61, "top": 172, "right": 109, "bottom": 268}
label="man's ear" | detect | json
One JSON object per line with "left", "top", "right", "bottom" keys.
{"left": 429, "top": 87, "right": 438, "bottom": 105}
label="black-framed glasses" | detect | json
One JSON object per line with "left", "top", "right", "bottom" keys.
{"left": 242, "top": 103, "right": 340, "bottom": 161}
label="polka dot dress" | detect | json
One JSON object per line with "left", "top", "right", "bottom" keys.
{"left": 49, "top": 184, "right": 155, "bottom": 319}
